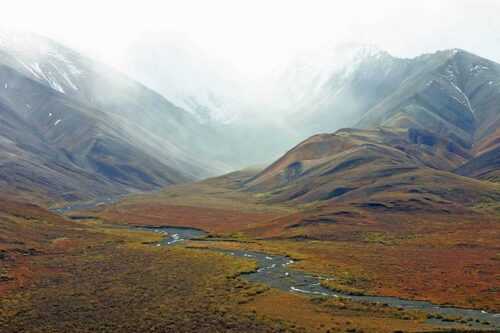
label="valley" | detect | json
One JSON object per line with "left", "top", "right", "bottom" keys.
{"left": 92, "top": 172, "right": 500, "bottom": 314}
{"left": 139, "top": 225, "right": 500, "bottom": 329}
{"left": 2, "top": 197, "right": 498, "bottom": 332}
{"left": 1, "top": 19, "right": 500, "bottom": 333}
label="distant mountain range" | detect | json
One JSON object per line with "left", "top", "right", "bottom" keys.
{"left": 1, "top": 30, "right": 499, "bottom": 205}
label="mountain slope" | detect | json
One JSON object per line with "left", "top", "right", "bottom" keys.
{"left": 356, "top": 50, "right": 500, "bottom": 146}
{"left": 456, "top": 128, "right": 500, "bottom": 182}
{"left": 283, "top": 47, "right": 500, "bottom": 146}
{"left": 0, "top": 30, "right": 227, "bottom": 203}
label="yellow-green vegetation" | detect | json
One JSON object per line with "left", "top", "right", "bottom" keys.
{"left": 320, "top": 278, "right": 367, "bottom": 296}
{"left": 362, "top": 232, "right": 394, "bottom": 245}
{"left": 185, "top": 232, "right": 500, "bottom": 313}
{"left": 309, "top": 297, "right": 426, "bottom": 322}
{"left": 119, "top": 172, "right": 295, "bottom": 215}
{"left": 95, "top": 172, "right": 299, "bottom": 236}
{"left": 241, "top": 289, "right": 439, "bottom": 333}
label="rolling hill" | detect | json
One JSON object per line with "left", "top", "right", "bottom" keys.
{"left": 245, "top": 126, "right": 499, "bottom": 209}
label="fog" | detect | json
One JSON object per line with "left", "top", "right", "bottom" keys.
{"left": 3, "top": 1, "right": 500, "bottom": 121}
{"left": 4, "top": 0, "right": 500, "bottom": 79}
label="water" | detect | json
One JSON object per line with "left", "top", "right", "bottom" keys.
{"left": 143, "top": 226, "right": 500, "bottom": 330}
{"left": 136, "top": 226, "right": 206, "bottom": 245}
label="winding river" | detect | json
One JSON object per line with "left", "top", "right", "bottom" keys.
{"left": 141, "top": 226, "right": 500, "bottom": 330}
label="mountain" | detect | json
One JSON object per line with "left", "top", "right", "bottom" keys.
{"left": 242, "top": 48, "right": 500, "bottom": 227}
{"left": 277, "top": 46, "right": 499, "bottom": 145}
{"left": 355, "top": 49, "right": 500, "bottom": 146}
{"left": 119, "top": 35, "right": 301, "bottom": 168}
{"left": 268, "top": 45, "right": 500, "bottom": 178}
{"left": 121, "top": 35, "right": 255, "bottom": 124}
{"left": 271, "top": 44, "right": 400, "bottom": 133}
{"left": 117, "top": 42, "right": 500, "bottom": 169}
{"left": 0, "top": 30, "right": 229, "bottom": 203}
{"left": 2, "top": 30, "right": 500, "bottom": 206}
{"left": 245, "top": 127, "right": 487, "bottom": 202}
{"left": 272, "top": 44, "right": 386, "bottom": 109}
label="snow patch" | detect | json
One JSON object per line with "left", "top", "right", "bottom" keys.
{"left": 18, "top": 60, "right": 73, "bottom": 94}
{"left": 445, "top": 64, "right": 456, "bottom": 82}
{"left": 47, "top": 76, "right": 65, "bottom": 94}
{"left": 470, "top": 64, "right": 489, "bottom": 74}
{"left": 30, "top": 62, "right": 46, "bottom": 80}
{"left": 48, "top": 50, "right": 83, "bottom": 76}
{"left": 18, "top": 60, "right": 41, "bottom": 79}
{"left": 62, "top": 72, "right": 78, "bottom": 90}
{"left": 447, "top": 78, "right": 475, "bottom": 116}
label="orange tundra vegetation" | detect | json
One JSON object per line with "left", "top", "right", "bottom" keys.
{"left": 96, "top": 170, "right": 500, "bottom": 313}
{"left": 2, "top": 198, "right": 467, "bottom": 333}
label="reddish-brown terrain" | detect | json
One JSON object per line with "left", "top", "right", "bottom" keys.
{"left": 93, "top": 159, "right": 500, "bottom": 313}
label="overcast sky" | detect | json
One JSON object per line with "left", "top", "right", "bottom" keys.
{"left": 3, "top": 0, "right": 500, "bottom": 78}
